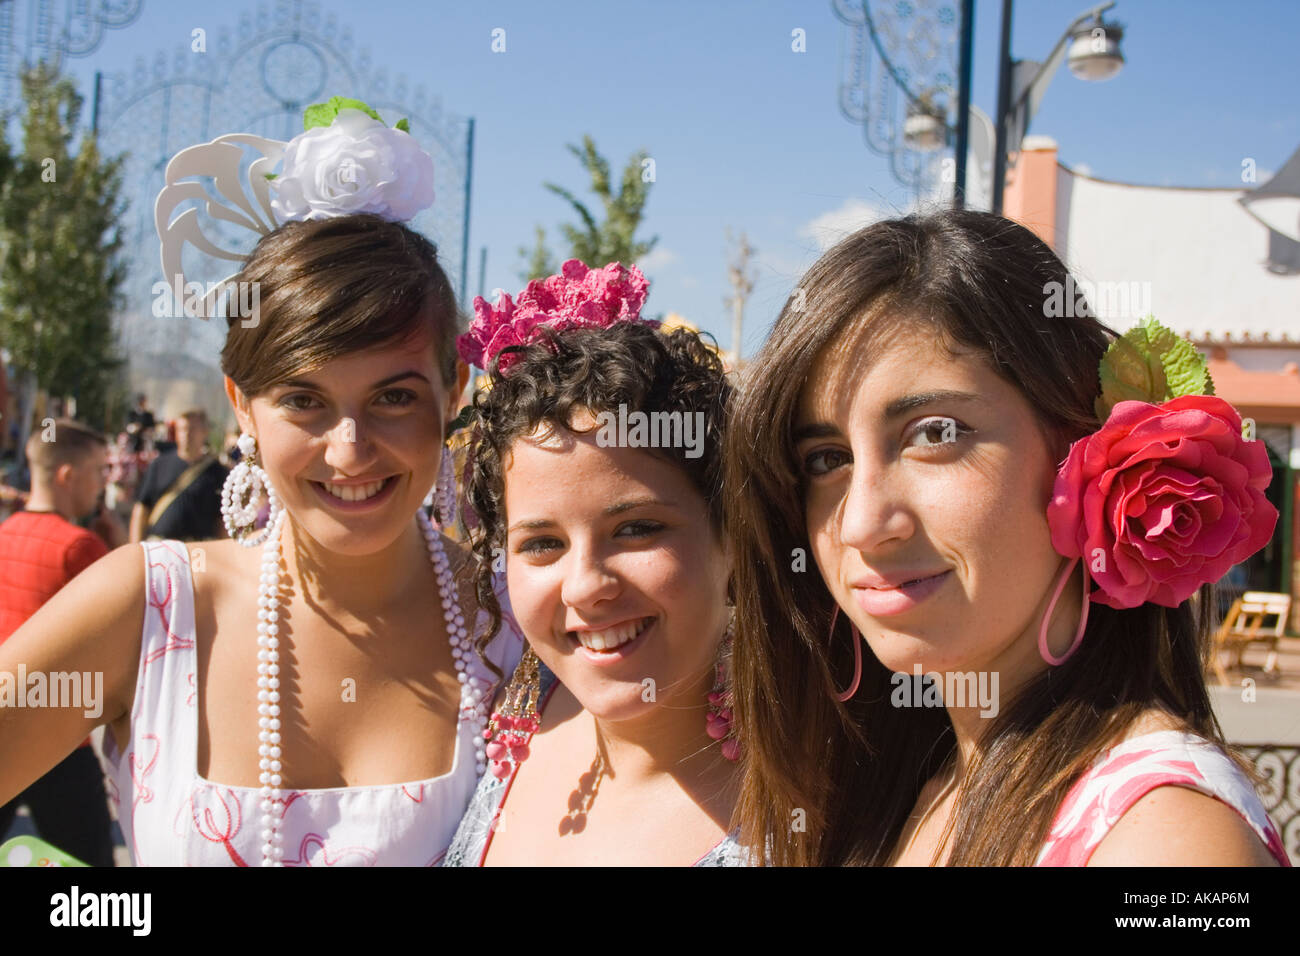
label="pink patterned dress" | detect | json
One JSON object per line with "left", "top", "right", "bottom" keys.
{"left": 1036, "top": 729, "right": 1291, "bottom": 866}
{"left": 100, "top": 539, "right": 523, "bottom": 866}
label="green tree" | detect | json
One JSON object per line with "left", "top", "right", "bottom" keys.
{"left": 0, "top": 63, "right": 128, "bottom": 437}
{"left": 519, "top": 225, "right": 557, "bottom": 284}
{"left": 519, "top": 135, "right": 657, "bottom": 281}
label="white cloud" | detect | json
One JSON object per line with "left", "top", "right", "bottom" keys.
{"left": 637, "top": 247, "right": 678, "bottom": 272}
{"left": 799, "top": 199, "right": 891, "bottom": 251}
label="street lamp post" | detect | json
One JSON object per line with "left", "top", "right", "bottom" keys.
{"left": 953, "top": 0, "right": 975, "bottom": 208}
{"left": 991, "top": 1, "right": 1126, "bottom": 214}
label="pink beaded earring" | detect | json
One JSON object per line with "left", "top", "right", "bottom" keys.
{"left": 706, "top": 612, "right": 739, "bottom": 761}
{"left": 483, "top": 645, "right": 541, "bottom": 781}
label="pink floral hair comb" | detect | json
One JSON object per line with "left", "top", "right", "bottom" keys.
{"left": 457, "top": 259, "right": 656, "bottom": 374}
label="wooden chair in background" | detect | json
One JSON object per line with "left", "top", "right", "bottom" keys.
{"left": 1210, "top": 591, "right": 1290, "bottom": 685}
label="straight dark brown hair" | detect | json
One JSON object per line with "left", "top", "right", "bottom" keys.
{"left": 726, "top": 209, "right": 1229, "bottom": 866}
{"left": 221, "top": 214, "right": 460, "bottom": 396}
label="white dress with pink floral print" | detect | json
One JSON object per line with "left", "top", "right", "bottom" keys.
{"left": 1036, "top": 729, "right": 1291, "bottom": 866}
{"left": 100, "top": 539, "right": 523, "bottom": 867}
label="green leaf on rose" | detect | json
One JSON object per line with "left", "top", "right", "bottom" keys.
{"left": 1095, "top": 316, "right": 1214, "bottom": 420}
{"left": 394, "top": 117, "right": 410, "bottom": 133}
{"left": 303, "top": 95, "right": 383, "bottom": 131}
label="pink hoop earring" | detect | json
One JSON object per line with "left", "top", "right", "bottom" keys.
{"left": 1037, "top": 557, "right": 1091, "bottom": 666}
{"left": 829, "top": 606, "right": 864, "bottom": 702}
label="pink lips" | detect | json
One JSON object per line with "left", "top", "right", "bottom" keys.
{"left": 851, "top": 570, "right": 952, "bottom": 617}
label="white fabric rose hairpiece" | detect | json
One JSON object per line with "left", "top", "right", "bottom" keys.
{"left": 155, "top": 95, "right": 435, "bottom": 320}
{"left": 269, "top": 96, "right": 434, "bottom": 222}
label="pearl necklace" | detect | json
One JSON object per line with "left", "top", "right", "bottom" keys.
{"left": 254, "top": 507, "right": 490, "bottom": 866}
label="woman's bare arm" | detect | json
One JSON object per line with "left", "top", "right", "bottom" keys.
{"left": 0, "top": 543, "right": 145, "bottom": 804}
{"left": 1087, "top": 785, "right": 1281, "bottom": 866}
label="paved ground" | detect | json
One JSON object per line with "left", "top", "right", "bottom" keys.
{"left": 1212, "top": 633, "right": 1300, "bottom": 688}
{"left": 1210, "top": 635, "right": 1300, "bottom": 743}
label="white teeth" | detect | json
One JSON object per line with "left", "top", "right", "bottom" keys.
{"left": 322, "top": 478, "right": 387, "bottom": 502}
{"left": 574, "top": 618, "right": 650, "bottom": 653}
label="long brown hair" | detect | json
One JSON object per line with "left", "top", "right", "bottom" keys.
{"left": 726, "top": 210, "right": 1226, "bottom": 866}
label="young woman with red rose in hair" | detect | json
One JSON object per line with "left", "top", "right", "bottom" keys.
{"left": 725, "top": 210, "right": 1290, "bottom": 866}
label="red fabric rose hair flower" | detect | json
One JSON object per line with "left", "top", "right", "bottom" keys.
{"left": 1046, "top": 319, "right": 1278, "bottom": 610}
{"left": 457, "top": 259, "right": 656, "bottom": 374}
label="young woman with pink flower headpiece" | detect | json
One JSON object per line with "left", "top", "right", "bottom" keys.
{"left": 442, "top": 260, "right": 748, "bottom": 866}
{"left": 725, "top": 209, "right": 1290, "bottom": 867}
{"left": 0, "top": 97, "right": 523, "bottom": 866}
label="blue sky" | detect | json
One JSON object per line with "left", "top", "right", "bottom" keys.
{"left": 50, "top": 0, "right": 1300, "bottom": 357}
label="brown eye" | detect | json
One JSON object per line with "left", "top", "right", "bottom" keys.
{"left": 615, "top": 520, "right": 664, "bottom": 539}
{"left": 518, "top": 536, "right": 562, "bottom": 555}
{"left": 377, "top": 389, "right": 417, "bottom": 407}
{"left": 905, "top": 417, "right": 971, "bottom": 449}
{"left": 803, "top": 448, "right": 851, "bottom": 476}
{"left": 279, "top": 393, "right": 319, "bottom": 411}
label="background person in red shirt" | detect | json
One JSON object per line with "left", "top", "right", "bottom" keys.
{"left": 0, "top": 418, "right": 124, "bottom": 865}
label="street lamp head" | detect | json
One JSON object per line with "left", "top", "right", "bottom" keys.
{"left": 903, "top": 95, "right": 948, "bottom": 153}
{"left": 1067, "top": 19, "right": 1125, "bottom": 82}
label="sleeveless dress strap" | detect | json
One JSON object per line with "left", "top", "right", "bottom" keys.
{"left": 106, "top": 540, "right": 199, "bottom": 865}
{"left": 1037, "top": 730, "right": 1291, "bottom": 866}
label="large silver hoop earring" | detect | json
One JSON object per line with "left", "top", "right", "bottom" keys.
{"left": 221, "top": 433, "right": 281, "bottom": 547}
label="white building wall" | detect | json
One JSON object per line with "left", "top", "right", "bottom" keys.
{"left": 1060, "top": 168, "right": 1300, "bottom": 341}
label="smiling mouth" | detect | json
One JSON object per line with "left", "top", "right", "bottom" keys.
{"left": 311, "top": 476, "right": 398, "bottom": 503}
{"left": 568, "top": 617, "right": 655, "bottom": 653}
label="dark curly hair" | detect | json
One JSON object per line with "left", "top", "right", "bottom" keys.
{"left": 465, "top": 323, "right": 733, "bottom": 672}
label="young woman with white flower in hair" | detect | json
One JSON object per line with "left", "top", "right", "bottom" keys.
{"left": 442, "top": 261, "right": 748, "bottom": 866}
{"left": 0, "top": 97, "right": 522, "bottom": 866}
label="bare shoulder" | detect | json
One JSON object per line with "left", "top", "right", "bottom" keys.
{"left": 1084, "top": 709, "right": 1277, "bottom": 866}
{"left": 187, "top": 537, "right": 248, "bottom": 591}
{"left": 1088, "top": 785, "right": 1280, "bottom": 867}
{"left": 181, "top": 536, "right": 243, "bottom": 629}
{"left": 0, "top": 543, "right": 148, "bottom": 801}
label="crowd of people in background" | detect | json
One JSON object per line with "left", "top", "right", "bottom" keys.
{"left": 0, "top": 394, "right": 240, "bottom": 532}
{"left": 0, "top": 393, "right": 236, "bottom": 863}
